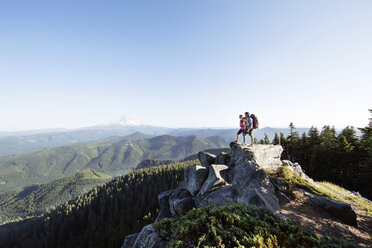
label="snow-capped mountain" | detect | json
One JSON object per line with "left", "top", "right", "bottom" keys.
{"left": 103, "top": 115, "right": 140, "bottom": 127}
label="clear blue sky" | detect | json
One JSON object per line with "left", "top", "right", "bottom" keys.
{"left": 0, "top": 0, "right": 371, "bottom": 131}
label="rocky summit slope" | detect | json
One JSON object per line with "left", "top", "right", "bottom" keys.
{"left": 122, "top": 142, "right": 371, "bottom": 248}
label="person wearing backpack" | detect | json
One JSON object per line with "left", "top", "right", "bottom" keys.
{"left": 244, "top": 112, "right": 254, "bottom": 146}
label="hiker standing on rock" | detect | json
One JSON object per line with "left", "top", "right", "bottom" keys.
{"left": 244, "top": 112, "right": 254, "bottom": 146}
{"left": 236, "top": 114, "right": 247, "bottom": 144}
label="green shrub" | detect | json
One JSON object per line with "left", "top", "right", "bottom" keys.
{"left": 154, "top": 204, "right": 360, "bottom": 248}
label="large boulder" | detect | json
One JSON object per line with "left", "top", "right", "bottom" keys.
{"left": 229, "top": 142, "right": 283, "bottom": 171}
{"left": 198, "top": 164, "right": 229, "bottom": 196}
{"left": 215, "top": 153, "right": 231, "bottom": 165}
{"left": 156, "top": 189, "right": 195, "bottom": 221}
{"left": 169, "top": 189, "right": 195, "bottom": 216}
{"left": 232, "top": 160, "right": 280, "bottom": 213}
{"left": 270, "top": 177, "right": 292, "bottom": 204}
{"left": 197, "top": 185, "right": 238, "bottom": 207}
{"left": 282, "top": 160, "right": 314, "bottom": 182}
{"left": 198, "top": 151, "right": 216, "bottom": 166}
{"left": 155, "top": 190, "right": 174, "bottom": 222}
{"left": 131, "top": 225, "right": 165, "bottom": 248}
{"left": 197, "top": 160, "right": 281, "bottom": 213}
{"left": 180, "top": 165, "right": 209, "bottom": 196}
{"left": 303, "top": 191, "right": 357, "bottom": 226}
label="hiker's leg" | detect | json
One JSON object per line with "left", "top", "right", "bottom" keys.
{"left": 251, "top": 133, "right": 254, "bottom": 145}
{"left": 236, "top": 130, "right": 243, "bottom": 143}
{"left": 243, "top": 134, "right": 246, "bottom": 144}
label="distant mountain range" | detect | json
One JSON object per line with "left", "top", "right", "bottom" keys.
{"left": 170, "top": 127, "right": 311, "bottom": 142}
{"left": 0, "top": 169, "right": 111, "bottom": 224}
{"left": 0, "top": 133, "right": 227, "bottom": 192}
{"left": 0, "top": 127, "right": 169, "bottom": 157}
{"left": 0, "top": 123, "right": 309, "bottom": 157}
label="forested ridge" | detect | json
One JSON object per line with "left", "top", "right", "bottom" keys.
{"left": 0, "top": 160, "right": 199, "bottom": 248}
{"left": 0, "top": 169, "right": 111, "bottom": 224}
{"left": 265, "top": 110, "right": 372, "bottom": 199}
{"left": 0, "top": 134, "right": 225, "bottom": 192}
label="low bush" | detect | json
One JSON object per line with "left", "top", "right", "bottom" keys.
{"left": 154, "top": 204, "right": 360, "bottom": 248}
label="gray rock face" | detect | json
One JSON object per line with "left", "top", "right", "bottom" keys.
{"left": 169, "top": 189, "right": 194, "bottom": 216}
{"left": 197, "top": 159, "right": 280, "bottom": 213}
{"left": 122, "top": 233, "right": 139, "bottom": 248}
{"left": 181, "top": 165, "right": 209, "bottom": 196}
{"left": 276, "top": 190, "right": 292, "bottom": 204}
{"left": 198, "top": 164, "right": 229, "bottom": 196}
{"left": 270, "top": 177, "right": 291, "bottom": 204}
{"left": 282, "top": 160, "right": 313, "bottom": 182}
{"left": 215, "top": 153, "right": 231, "bottom": 165}
{"left": 304, "top": 191, "right": 357, "bottom": 226}
{"left": 229, "top": 142, "right": 283, "bottom": 171}
{"left": 198, "top": 151, "right": 216, "bottom": 166}
{"left": 232, "top": 161, "right": 280, "bottom": 212}
{"left": 270, "top": 177, "right": 287, "bottom": 193}
{"left": 198, "top": 185, "right": 238, "bottom": 207}
{"left": 156, "top": 189, "right": 195, "bottom": 220}
{"left": 155, "top": 190, "right": 174, "bottom": 222}
{"left": 132, "top": 225, "right": 165, "bottom": 248}
{"left": 183, "top": 145, "right": 282, "bottom": 213}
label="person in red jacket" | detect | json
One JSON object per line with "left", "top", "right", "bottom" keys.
{"left": 236, "top": 114, "right": 247, "bottom": 144}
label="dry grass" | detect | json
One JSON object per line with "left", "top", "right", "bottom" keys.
{"left": 318, "top": 181, "right": 372, "bottom": 214}
{"left": 280, "top": 189, "right": 372, "bottom": 248}
{"left": 265, "top": 167, "right": 372, "bottom": 247}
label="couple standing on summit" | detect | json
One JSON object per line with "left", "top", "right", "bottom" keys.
{"left": 236, "top": 112, "right": 255, "bottom": 146}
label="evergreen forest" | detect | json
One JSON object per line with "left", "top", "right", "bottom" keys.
{"left": 0, "top": 160, "right": 198, "bottom": 248}
{"left": 264, "top": 110, "right": 372, "bottom": 199}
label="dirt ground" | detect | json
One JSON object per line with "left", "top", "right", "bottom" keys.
{"left": 280, "top": 190, "right": 372, "bottom": 247}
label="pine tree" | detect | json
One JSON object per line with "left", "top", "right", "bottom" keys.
{"left": 279, "top": 133, "right": 288, "bottom": 159}
{"left": 308, "top": 126, "right": 320, "bottom": 148}
{"left": 288, "top": 122, "right": 299, "bottom": 161}
{"left": 272, "top": 132, "right": 280, "bottom": 145}
{"left": 264, "top": 134, "right": 270, "bottom": 144}
{"left": 358, "top": 109, "right": 372, "bottom": 164}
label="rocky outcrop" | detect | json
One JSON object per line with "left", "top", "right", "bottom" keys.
{"left": 215, "top": 152, "right": 231, "bottom": 165}
{"left": 169, "top": 189, "right": 195, "bottom": 216}
{"left": 303, "top": 191, "right": 357, "bottom": 226}
{"left": 155, "top": 190, "right": 174, "bottom": 221}
{"left": 131, "top": 225, "right": 165, "bottom": 248}
{"left": 197, "top": 185, "right": 236, "bottom": 206}
{"left": 270, "top": 177, "right": 292, "bottom": 204}
{"left": 229, "top": 142, "right": 283, "bottom": 171}
{"left": 181, "top": 144, "right": 282, "bottom": 213}
{"left": 121, "top": 233, "right": 139, "bottom": 248}
{"left": 282, "top": 160, "right": 314, "bottom": 182}
{"left": 198, "top": 151, "right": 216, "bottom": 166}
{"left": 156, "top": 189, "right": 195, "bottom": 222}
{"left": 232, "top": 160, "right": 280, "bottom": 212}
{"left": 197, "top": 164, "right": 229, "bottom": 196}
{"left": 180, "top": 165, "right": 208, "bottom": 196}
{"left": 122, "top": 142, "right": 358, "bottom": 247}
